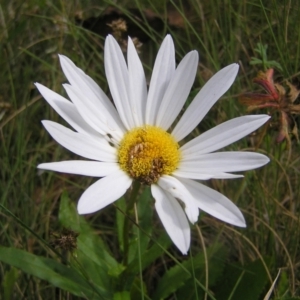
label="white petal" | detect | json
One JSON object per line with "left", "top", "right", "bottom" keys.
{"left": 172, "top": 170, "right": 214, "bottom": 180}
{"left": 146, "top": 35, "right": 175, "bottom": 125}
{"left": 181, "top": 115, "right": 270, "bottom": 157}
{"left": 42, "top": 120, "right": 116, "bottom": 162}
{"left": 156, "top": 51, "right": 198, "bottom": 130}
{"left": 105, "top": 35, "right": 134, "bottom": 129}
{"left": 127, "top": 37, "right": 147, "bottom": 126}
{"left": 173, "top": 170, "right": 244, "bottom": 180}
{"left": 58, "top": 55, "right": 125, "bottom": 133}
{"left": 35, "top": 83, "right": 102, "bottom": 139}
{"left": 77, "top": 170, "right": 132, "bottom": 214}
{"left": 172, "top": 63, "right": 239, "bottom": 141}
{"left": 157, "top": 175, "right": 199, "bottom": 224}
{"left": 38, "top": 161, "right": 119, "bottom": 177}
{"left": 59, "top": 54, "right": 105, "bottom": 107}
{"left": 179, "top": 152, "right": 269, "bottom": 173}
{"left": 212, "top": 173, "right": 244, "bottom": 179}
{"left": 63, "top": 84, "right": 123, "bottom": 141}
{"left": 177, "top": 177, "right": 246, "bottom": 227}
{"left": 151, "top": 185, "right": 190, "bottom": 254}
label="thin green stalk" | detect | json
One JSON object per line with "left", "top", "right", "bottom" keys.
{"left": 228, "top": 271, "right": 245, "bottom": 300}
{"left": 196, "top": 224, "right": 208, "bottom": 300}
{"left": 189, "top": 248, "right": 199, "bottom": 300}
{"left": 123, "top": 180, "right": 141, "bottom": 266}
{"left": 134, "top": 202, "right": 144, "bottom": 300}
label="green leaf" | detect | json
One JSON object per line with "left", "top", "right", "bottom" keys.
{"left": 250, "top": 58, "right": 263, "bottom": 65}
{"left": 113, "top": 291, "right": 131, "bottom": 300}
{"left": 152, "top": 244, "right": 226, "bottom": 300}
{"left": 128, "top": 187, "right": 153, "bottom": 263}
{"left": 121, "top": 233, "right": 171, "bottom": 292}
{"left": 215, "top": 257, "right": 272, "bottom": 300}
{"left": 267, "top": 60, "right": 283, "bottom": 71}
{"left": 2, "top": 267, "right": 19, "bottom": 300}
{"left": 127, "top": 233, "right": 171, "bottom": 274}
{"left": 130, "top": 277, "right": 148, "bottom": 299}
{"left": 116, "top": 196, "right": 127, "bottom": 252}
{"left": 250, "top": 42, "right": 282, "bottom": 71}
{"left": 59, "top": 192, "right": 123, "bottom": 277}
{"left": 0, "top": 246, "right": 110, "bottom": 299}
{"left": 175, "top": 245, "right": 228, "bottom": 300}
{"left": 276, "top": 270, "right": 289, "bottom": 298}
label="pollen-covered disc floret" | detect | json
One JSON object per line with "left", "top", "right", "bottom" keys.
{"left": 118, "top": 126, "right": 180, "bottom": 184}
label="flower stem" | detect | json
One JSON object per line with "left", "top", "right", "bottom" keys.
{"left": 123, "top": 180, "right": 141, "bottom": 266}
{"left": 134, "top": 202, "right": 145, "bottom": 300}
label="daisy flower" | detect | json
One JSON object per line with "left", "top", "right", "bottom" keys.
{"left": 36, "top": 35, "right": 270, "bottom": 254}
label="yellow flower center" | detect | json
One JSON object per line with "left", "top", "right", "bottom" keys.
{"left": 118, "top": 126, "right": 181, "bottom": 185}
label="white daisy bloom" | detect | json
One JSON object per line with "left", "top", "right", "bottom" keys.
{"left": 36, "top": 35, "right": 270, "bottom": 254}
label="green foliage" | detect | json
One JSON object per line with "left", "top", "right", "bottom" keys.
{"left": 127, "top": 233, "right": 171, "bottom": 274}
{"left": 116, "top": 196, "right": 127, "bottom": 252}
{"left": 0, "top": 246, "right": 110, "bottom": 299}
{"left": 129, "top": 277, "right": 148, "bottom": 299}
{"left": 152, "top": 244, "right": 227, "bottom": 300}
{"left": 1, "top": 267, "right": 19, "bottom": 300}
{"left": 127, "top": 187, "right": 153, "bottom": 264}
{"left": 277, "top": 270, "right": 290, "bottom": 297}
{"left": 273, "top": 270, "right": 300, "bottom": 300}
{"left": 59, "top": 192, "right": 124, "bottom": 278}
{"left": 250, "top": 43, "right": 283, "bottom": 71}
{"left": 113, "top": 291, "right": 131, "bottom": 300}
{"left": 215, "top": 258, "right": 272, "bottom": 300}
